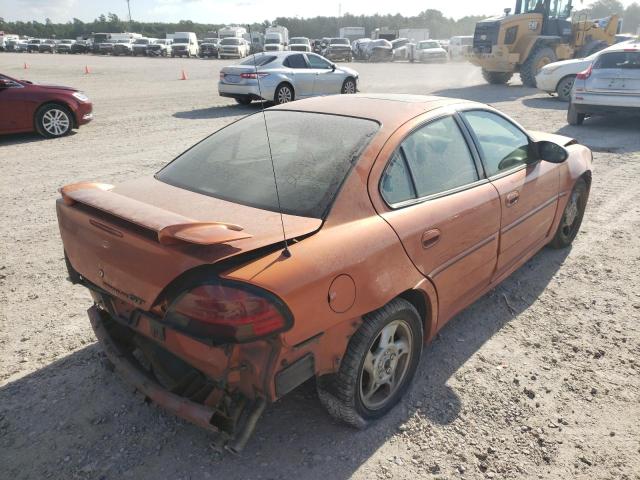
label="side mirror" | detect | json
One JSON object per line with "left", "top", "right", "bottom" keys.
{"left": 0, "top": 79, "right": 12, "bottom": 89}
{"left": 504, "top": 7, "right": 512, "bottom": 15}
{"left": 331, "top": 63, "right": 336, "bottom": 71}
{"left": 536, "top": 140, "right": 568, "bottom": 163}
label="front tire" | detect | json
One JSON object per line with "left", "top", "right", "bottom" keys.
{"left": 482, "top": 69, "right": 514, "bottom": 85}
{"left": 556, "top": 75, "right": 575, "bottom": 102}
{"left": 35, "top": 104, "right": 73, "bottom": 138}
{"left": 549, "top": 178, "right": 588, "bottom": 249}
{"left": 274, "top": 83, "right": 294, "bottom": 104}
{"left": 520, "top": 45, "right": 557, "bottom": 88}
{"left": 341, "top": 77, "right": 357, "bottom": 94}
{"left": 317, "top": 298, "right": 423, "bottom": 428}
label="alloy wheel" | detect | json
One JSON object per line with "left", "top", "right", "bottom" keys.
{"left": 277, "top": 86, "right": 292, "bottom": 104}
{"left": 343, "top": 80, "right": 356, "bottom": 94}
{"left": 359, "top": 319, "right": 413, "bottom": 410}
{"left": 42, "top": 109, "right": 71, "bottom": 136}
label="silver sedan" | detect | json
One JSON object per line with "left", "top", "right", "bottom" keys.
{"left": 218, "top": 51, "right": 359, "bottom": 105}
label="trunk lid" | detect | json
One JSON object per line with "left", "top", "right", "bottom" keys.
{"left": 57, "top": 177, "right": 321, "bottom": 309}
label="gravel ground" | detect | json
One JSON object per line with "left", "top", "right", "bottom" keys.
{"left": 1, "top": 53, "right": 639, "bottom": 480}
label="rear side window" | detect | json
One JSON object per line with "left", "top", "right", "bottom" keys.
{"left": 595, "top": 51, "right": 640, "bottom": 69}
{"left": 380, "top": 152, "right": 415, "bottom": 204}
{"left": 157, "top": 112, "right": 379, "bottom": 218}
{"left": 240, "top": 54, "right": 276, "bottom": 66}
{"left": 284, "top": 54, "right": 308, "bottom": 69}
{"left": 461, "top": 110, "right": 531, "bottom": 176}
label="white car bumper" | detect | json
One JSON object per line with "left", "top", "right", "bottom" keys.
{"left": 535, "top": 72, "right": 560, "bottom": 93}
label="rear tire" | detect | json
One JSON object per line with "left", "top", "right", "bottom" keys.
{"left": 520, "top": 45, "right": 557, "bottom": 88}
{"left": 567, "top": 102, "right": 585, "bottom": 125}
{"left": 317, "top": 298, "right": 423, "bottom": 428}
{"left": 556, "top": 75, "right": 575, "bottom": 102}
{"left": 482, "top": 69, "right": 513, "bottom": 85}
{"left": 549, "top": 178, "right": 588, "bottom": 249}
{"left": 274, "top": 83, "right": 294, "bottom": 104}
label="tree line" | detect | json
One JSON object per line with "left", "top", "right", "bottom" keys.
{"left": 1, "top": 0, "right": 638, "bottom": 41}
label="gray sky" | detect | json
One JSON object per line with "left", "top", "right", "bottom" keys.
{"left": 3, "top": 0, "right": 636, "bottom": 24}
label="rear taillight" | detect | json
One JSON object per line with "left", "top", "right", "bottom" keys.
{"left": 164, "top": 281, "right": 292, "bottom": 343}
{"left": 240, "top": 72, "right": 269, "bottom": 79}
{"left": 576, "top": 64, "right": 593, "bottom": 80}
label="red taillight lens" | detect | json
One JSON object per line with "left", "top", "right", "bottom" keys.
{"left": 576, "top": 65, "right": 592, "bottom": 80}
{"left": 240, "top": 72, "right": 269, "bottom": 79}
{"left": 164, "top": 282, "right": 292, "bottom": 343}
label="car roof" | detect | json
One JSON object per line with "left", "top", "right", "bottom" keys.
{"left": 270, "top": 94, "right": 479, "bottom": 129}
{"left": 599, "top": 40, "right": 640, "bottom": 53}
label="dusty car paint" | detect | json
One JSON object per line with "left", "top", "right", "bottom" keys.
{"left": 56, "top": 94, "right": 592, "bottom": 450}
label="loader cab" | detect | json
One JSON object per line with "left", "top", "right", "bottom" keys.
{"left": 518, "top": 0, "right": 574, "bottom": 40}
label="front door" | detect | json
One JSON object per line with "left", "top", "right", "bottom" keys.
{"left": 306, "top": 53, "right": 340, "bottom": 95}
{"left": 282, "top": 53, "right": 315, "bottom": 97}
{"left": 0, "top": 75, "right": 28, "bottom": 132}
{"left": 460, "top": 109, "right": 559, "bottom": 277}
{"left": 378, "top": 115, "right": 501, "bottom": 323}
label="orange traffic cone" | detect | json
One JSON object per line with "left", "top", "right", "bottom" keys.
{"left": 180, "top": 69, "right": 188, "bottom": 80}
{"left": 84, "top": 65, "right": 91, "bottom": 74}
{"left": 23, "top": 62, "right": 29, "bottom": 69}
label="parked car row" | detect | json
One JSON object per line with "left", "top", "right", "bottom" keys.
{"left": 534, "top": 39, "right": 640, "bottom": 125}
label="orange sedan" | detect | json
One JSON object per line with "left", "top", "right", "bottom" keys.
{"left": 56, "top": 94, "right": 592, "bottom": 451}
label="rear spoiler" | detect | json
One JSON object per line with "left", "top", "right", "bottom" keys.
{"left": 60, "top": 182, "right": 252, "bottom": 246}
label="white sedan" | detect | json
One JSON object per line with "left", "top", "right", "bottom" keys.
{"left": 536, "top": 40, "right": 637, "bottom": 101}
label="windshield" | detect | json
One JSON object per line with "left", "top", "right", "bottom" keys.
{"left": 595, "top": 51, "right": 640, "bottom": 69}
{"left": 156, "top": 112, "right": 379, "bottom": 218}
{"left": 291, "top": 38, "right": 309, "bottom": 45}
{"left": 117, "top": 40, "right": 129, "bottom": 44}
{"left": 418, "top": 41, "right": 440, "bottom": 49}
{"left": 204, "top": 38, "right": 218, "bottom": 43}
{"left": 61, "top": 40, "right": 73, "bottom": 44}
{"left": 265, "top": 37, "right": 281, "bottom": 44}
{"left": 174, "top": 37, "right": 189, "bottom": 44}
{"left": 330, "top": 38, "right": 350, "bottom": 45}
{"left": 221, "top": 38, "right": 241, "bottom": 45}
{"left": 134, "top": 39, "right": 149, "bottom": 44}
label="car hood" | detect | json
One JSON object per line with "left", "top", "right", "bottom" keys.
{"left": 337, "top": 65, "right": 359, "bottom": 77}
{"left": 29, "top": 83, "right": 77, "bottom": 92}
{"left": 540, "top": 58, "right": 590, "bottom": 73}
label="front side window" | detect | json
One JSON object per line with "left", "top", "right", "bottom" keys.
{"left": 402, "top": 116, "right": 479, "bottom": 198}
{"left": 306, "top": 54, "right": 331, "bottom": 69}
{"left": 284, "top": 54, "right": 308, "bottom": 69}
{"left": 462, "top": 110, "right": 531, "bottom": 176}
{"left": 157, "top": 112, "right": 379, "bottom": 218}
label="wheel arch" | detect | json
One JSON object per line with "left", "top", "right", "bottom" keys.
{"left": 34, "top": 100, "right": 78, "bottom": 129}
{"left": 397, "top": 283, "right": 438, "bottom": 343}
{"left": 274, "top": 80, "right": 295, "bottom": 101}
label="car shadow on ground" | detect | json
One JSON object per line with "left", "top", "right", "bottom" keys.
{"left": 0, "top": 131, "right": 78, "bottom": 146}
{"left": 521, "top": 96, "right": 567, "bottom": 111}
{"left": 556, "top": 114, "right": 640, "bottom": 154}
{"left": 433, "top": 83, "right": 537, "bottom": 104}
{"left": 0, "top": 247, "right": 567, "bottom": 479}
{"left": 173, "top": 102, "right": 264, "bottom": 120}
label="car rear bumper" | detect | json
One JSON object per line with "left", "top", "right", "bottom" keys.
{"left": 572, "top": 92, "right": 640, "bottom": 111}
{"left": 218, "top": 81, "right": 275, "bottom": 101}
{"left": 88, "top": 305, "right": 267, "bottom": 452}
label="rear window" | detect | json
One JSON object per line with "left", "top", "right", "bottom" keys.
{"left": 221, "top": 38, "right": 241, "bottom": 45}
{"left": 156, "top": 112, "right": 379, "bottom": 218}
{"left": 240, "top": 54, "right": 276, "bottom": 66}
{"left": 595, "top": 51, "right": 640, "bottom": 69}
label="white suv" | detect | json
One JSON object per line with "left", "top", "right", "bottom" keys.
{"left": 568, "top": 42, "right": 640, "bottom": 125}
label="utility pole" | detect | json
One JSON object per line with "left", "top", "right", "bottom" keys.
{"left": 126, "top": 0, "right": 132, "bottom": 23}
{"left": 338, "top": 3, "right": 341, "bottom": 17}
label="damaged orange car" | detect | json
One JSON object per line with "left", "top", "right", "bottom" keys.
{"left": 57, "top": 94, "right": 592, "bottom": 451}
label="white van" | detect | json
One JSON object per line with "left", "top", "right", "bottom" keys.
{"left": 449, "top": 35, "right": 473, "bottom": 60}
{"left": 171, "top": 32, "right": 198, "bottom": 57}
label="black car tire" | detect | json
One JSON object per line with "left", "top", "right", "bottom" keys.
{"left": 317, "top": 298, "right": 423, "bottom": 428}
{"left": 549, "top": 178, "right": 588, "bottom": 249}
{"left": 520, "top": 45, "right": 557, "bottom": 88}
{"left": 35, "top": 103, "right": 74, "bottom": 138}
{"left": 274, "top": 83, "right": 294, "bottom": 104}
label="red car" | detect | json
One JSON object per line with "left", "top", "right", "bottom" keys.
{"left": 0, "top": 73, "right": 93, "bottom": 138}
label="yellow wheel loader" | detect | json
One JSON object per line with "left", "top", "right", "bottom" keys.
{"left": 469, "top": 0, "right": 620, "bottom": 87}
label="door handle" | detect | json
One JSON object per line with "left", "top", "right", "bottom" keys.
{"left": 506, "top": 191, "right": 520, "bottom": 207}
{"left": 421, "top": 229, "right": 441, "bottom": 249}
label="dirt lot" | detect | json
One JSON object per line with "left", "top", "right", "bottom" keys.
{"left": 1, "top": 53, "right": 639, "bottom": 480}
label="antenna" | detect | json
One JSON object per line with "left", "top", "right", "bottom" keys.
{"left": 247, "top": 25, "right": 291, "bottom": 258}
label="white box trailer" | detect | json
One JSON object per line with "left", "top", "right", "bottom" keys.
{"left": 264, "top": 26, "right": 289, "bottom": 51}
{"left": 339, "top": 27, "right": 365, "bottom": 42}
{"left": 399, "top": 28, "right": 430, "bottom": 42}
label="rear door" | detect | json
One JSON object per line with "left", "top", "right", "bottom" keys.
{"left": 460, "top": 109, "right": 559, "bottom": 278}
{"left": 587, "top": 50, "right": 640, "bottom": 94}
{"left": 377, "top": 114, "right": 501, "bottom": 322}
{"left": 282, "top": 54, "right": 315, "bottom": 97}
